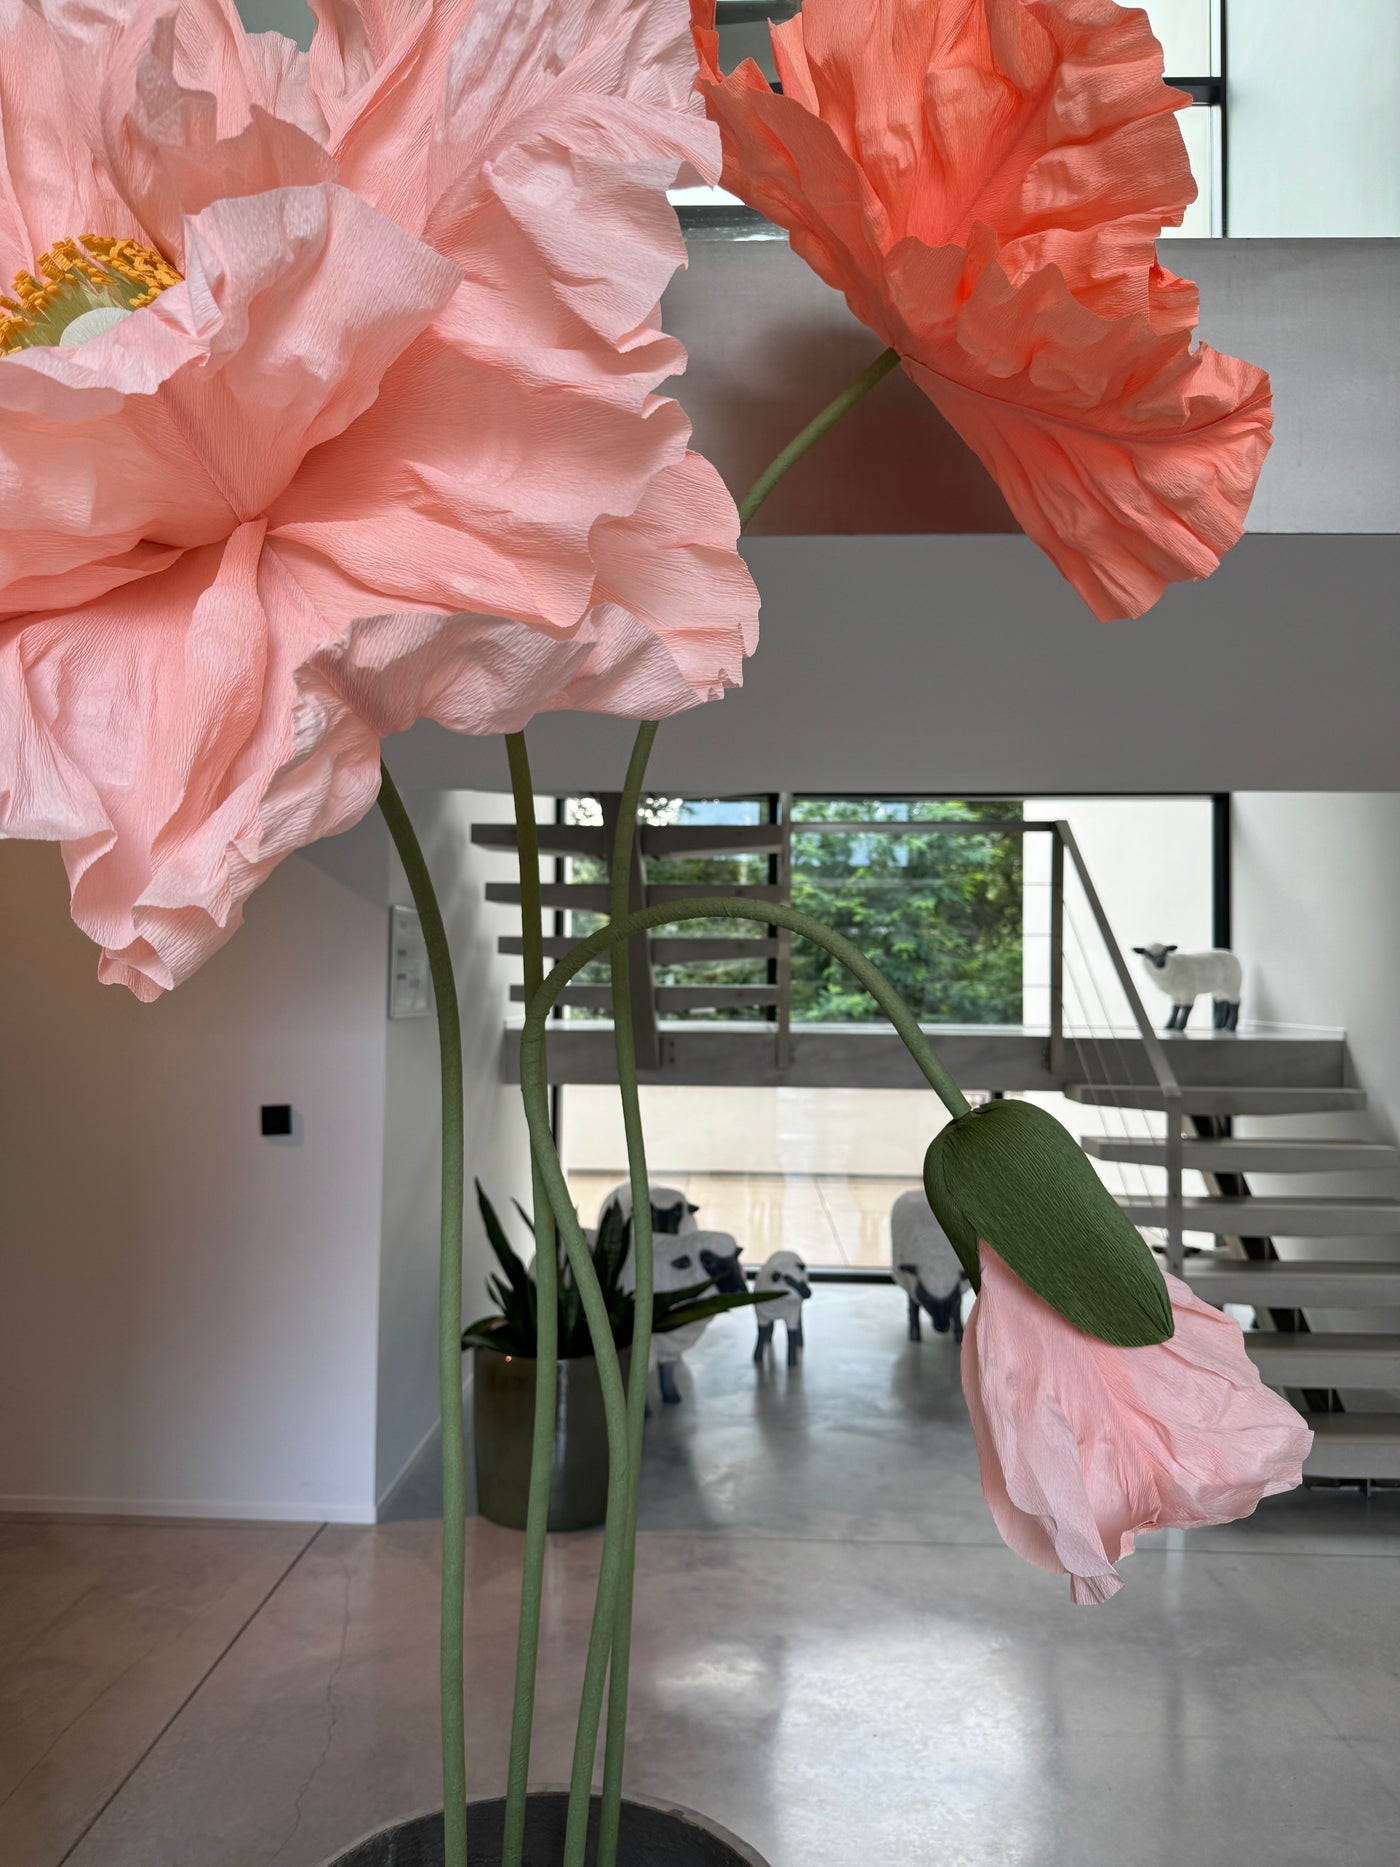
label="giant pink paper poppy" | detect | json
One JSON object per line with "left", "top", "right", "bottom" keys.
{"left": 0, "top": 0, "right": 759, "bottom": 999}
{"left": 963, "top": 1246, "right": 1313, "bottom": 1603}
{"left": 692, "top": 0, "right": 1273, "bottom": 621}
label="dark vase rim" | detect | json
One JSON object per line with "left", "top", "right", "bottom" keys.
{"left": 322, "top": 1790, "right": 769, "bottom": 1866}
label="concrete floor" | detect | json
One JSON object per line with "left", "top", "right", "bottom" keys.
{"left": 5, "top": 1290, "right": 1400, "bottom": 1867}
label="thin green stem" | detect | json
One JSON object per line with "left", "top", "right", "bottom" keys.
{"left": 516, "top": 1056, "right": 634, "bottom": 1867}
{"left": 500, "top": 732, "right": 559, "bottom": 1867}
{"left": 518, "top": 896, "right": 966, "bottom": 1852}
{"left": 376, "top": 762, "right": 468, "bottom": 1867}
{"left": 738, "top": 346, "right": 900, "bottom": 529}
{"left": 597, "top": 720, "right": 660, "bottom": 1866}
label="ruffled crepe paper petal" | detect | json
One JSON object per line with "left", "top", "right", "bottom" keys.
{"left": 924, "top": 1098, "right": 1173, "bottom": 1347}
{"left": 0, "top": 0, "right": 757, "bottom": 998}
{"left": 963, "top": 1245, "right": 1313, "bottom": 1603}
{"left": 692, "top": 0, "right": 1273, "bottom": 621}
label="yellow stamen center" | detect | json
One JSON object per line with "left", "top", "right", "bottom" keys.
{"left": 0, "top": 235, "right": 183, "bottom": 355}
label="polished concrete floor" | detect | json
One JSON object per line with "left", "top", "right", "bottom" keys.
{"left": 5, "top": 1290, "right": 1400, "bottom": 1867}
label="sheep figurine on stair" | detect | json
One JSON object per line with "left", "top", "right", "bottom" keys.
{"left": 753, "top": 1251, "right": 811, "bottom": 1368}
{"left": 890, "top": 1189, "right": 968, "bottom": 1344}
{"left": 1133, "top": 943, "right": 1243, "bottom": 1031}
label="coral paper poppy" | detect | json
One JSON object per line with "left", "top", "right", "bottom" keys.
{"left": 693, "top": 0, "right": 1273, "bottom": 621}
{"left": 0, "top": 0, "right": 758, "bottom": 998}
{"left": 963, "top": 1246, "right": 1313, "bottom": 1603}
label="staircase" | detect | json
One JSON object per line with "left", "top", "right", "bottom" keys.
{"left": 1078, "top": 1088, "right": 1400, "bottom": 1486}
{"left": 480, "top": 798, "right": 1400, "bottom": 1486}
{"left": 474, "top": 797, "right": 791, "bottom": 1071}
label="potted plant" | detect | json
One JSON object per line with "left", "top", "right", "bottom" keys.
{"left": 463, "top": 1188, "right": 772, "bottom": 1532}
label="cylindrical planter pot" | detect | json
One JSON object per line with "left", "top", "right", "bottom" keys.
{"left": 324, "top": 1792, "right": 770, "bottom": 1865}
{"left": 473, "top": 1347, "right": 631, "bottom": 1533}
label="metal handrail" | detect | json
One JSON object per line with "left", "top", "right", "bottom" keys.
{"left": 1053, "top": 820, "right": 1186, "bottom": 1276}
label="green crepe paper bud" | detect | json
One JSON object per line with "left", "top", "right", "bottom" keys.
{"left": 922, "top": 1099, "right": 1173, "bottom": 1348}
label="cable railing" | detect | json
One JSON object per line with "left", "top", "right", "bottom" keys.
{"left": 636, "top": 810, "right": 1187, "bottom": 1276}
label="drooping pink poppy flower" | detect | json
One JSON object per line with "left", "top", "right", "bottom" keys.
{"left": 0, "top": 0, "right": 759, "bottom": 999}
{"left": 963, "top": 1246, "right": 1313, "bottom": 1603}
{"left": 692, "top": 0, "right": 1273, "bottom": 621}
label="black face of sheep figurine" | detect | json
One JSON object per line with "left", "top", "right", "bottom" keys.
{"left": 753, "top": 1251, "right": 811, "bottom": 1369}
{"left": 1132, "top": 943, "right": 1243, "bottom": 1031}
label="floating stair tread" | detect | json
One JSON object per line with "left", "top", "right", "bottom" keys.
{"left": 1117, "top": 1195, "right": 1400, "bottom": 1235}
{"left": 1084, "top": 1137, "right": 1400, "bottom": 1174}
{"left": 486, "top": 880, "right": 782, "bottom": 910}
{"left": 487, "top": 881, "right": 609, "bottom": 910}
{"left": 498, "top": 935, "right": 781, "bottom": 962}
{"left": 1245, "top": 1336, "right": 1400, "bottom": 1386}
{"left": 471, "top": 823, "right": 604, "bottom": 856}
{"left": 1185, "top": 1258, "right": 1400, "bottom": 1305}
{"left": 640, "top": 823, "right": 784, "bottom": 858}
{"left": 1067, "top": 1084, "right": 1367, "bottom": 1114}
{"left": 508, "top": 984, "right": 778, "bottom": 1010}
{"left": 1303, "top": 1415, "right": 1400, "bottom": 1482}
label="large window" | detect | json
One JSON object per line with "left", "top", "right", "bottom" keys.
{"left": 559, "top": 794, "right": 1024, "bottom": 1026}
{"left": 788, "top": 800, "right": 1023, "bottom": 1025}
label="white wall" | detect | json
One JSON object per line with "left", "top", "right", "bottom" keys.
{"left": 1024, "top": 799, "right": 1214, "bottom": 1035}
{"left": 375, "top": 789, "right": 538, "bottom": 1508}
{"left": 1232, "top": 793, "right": 1400, "bottom": 1367}
{"left": 0, "top": 827, "right": 390, "bottom": 1521}
{"left": 1229, "top": 3, "right": 1400, "bottom": 236}
{"left": 0, "top": 783, "right": 539, "bottom": 1522}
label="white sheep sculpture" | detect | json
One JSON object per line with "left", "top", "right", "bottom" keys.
{"left": 607, "top": 1200, "right": 745, "bottom": 1405}
{"left": 890, "top": 1188, "right": 968, "bottom": 1345}
{"left": 1132, "top": 943, "right": 1242, "bottom": 1031}
{"left": 752, "top": 1250, "right": 811, "bottom": 1369}
{"left": 598, "top": 1180, "right": 698, "bottom": 1238}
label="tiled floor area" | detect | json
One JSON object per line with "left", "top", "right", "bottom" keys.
{"left": 566, "top": 1170, "right": 914, "bottom": 1268}
{"left": 5, "top": 1291, "right": 1400, "bottom": 1867}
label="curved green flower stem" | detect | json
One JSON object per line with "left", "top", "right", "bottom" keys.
{"left": 519, "top": 895, "right": 973, "bottom": 1856}
{"left": 738, "top": 345, "right": 900, "bottom": 529}
{"left": 596, "top": 720, "right": 660, "bottom": 1867}
{"left": 376, "top": 762, "right": 468, "bottom": 1867}
{"left": 514, "top": 1072, "right": 634, "bottom": 1867}
{"left": 519, "top": 901, "right": 967, "bottom": 1824}
{"left": 500, "top": 732, "right": 559, "bottom": 1867}
{"left": 524, "top": 900, "right": 970, "bottom": 1138}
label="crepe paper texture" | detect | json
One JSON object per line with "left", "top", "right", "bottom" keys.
{"left": 692, "top": 0, "right": 1273, "bottom": 621}
{"left": 963, "top": 1244, "right": 1314, "bottom": 1602}
{"left": 0, "top": 0, "right": 758, "bottom": 998}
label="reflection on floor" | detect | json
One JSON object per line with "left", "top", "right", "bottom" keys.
{"left": 5, "top": 1291, "right": 1400, "bottom": 1867}
{"left": 566, "top": 1169, "right": 915, "bottom": 1268}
